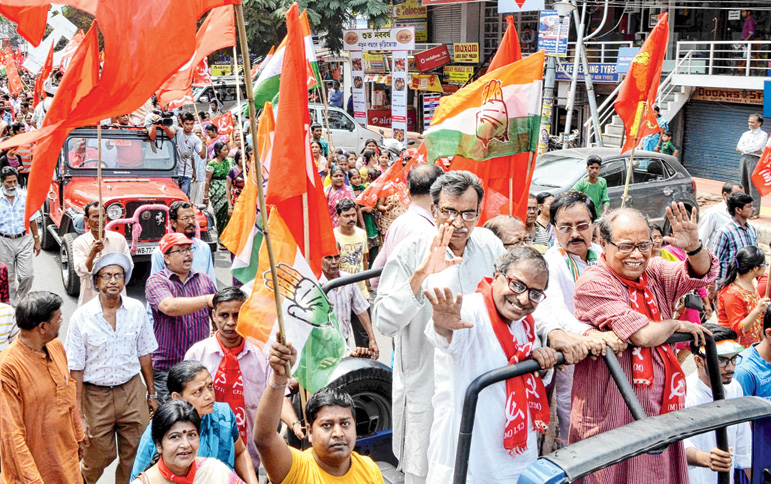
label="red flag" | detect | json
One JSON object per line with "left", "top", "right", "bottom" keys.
{"left": 356, "top": 150, "right": 421, "bottom": 208}
{"left": 165, "top": 89, "right": 195, "bottom": 110}
{"left": 0, "top": 5, "right": 49, "bottom": 46}
{"left": 5, "top": 55, "right": 24, "bottom": 95}
{"left": 34, "top": 40, "right": 54, "bottom": 107}
{"left": 488, "top": 15, "right": 521, "bottom": 72}
{"left": 58, "top": 30, "right": 85, "bottom": 74}
{"left": 751, "top": 146, "right": 771, "bottom": 197}
{"left": 615, "top": 13, "right": 669, "bottom": 154}
{"left": 211, "top": 112, "right": 235, "bottom": 134}
{"left": 192, "top": 58, "right": 212, "bottom": 87}
{"left": 265, "top": 2, "right": 336, "bottom": 275}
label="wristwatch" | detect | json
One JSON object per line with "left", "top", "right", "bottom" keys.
{"left": 147, "top": 393, "right": 157, "bottom": 400}
{"left": 686, "top": 242, "right": 703, "bottom": 256}
{"left": 32, "top": 235, "right": 40, "bottom": 239}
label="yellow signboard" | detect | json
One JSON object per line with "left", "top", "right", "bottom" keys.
{"left": 443, "top": 65, "right": 474, "bottom": 84}
{"left": 453, "top": 43, "right": 479, "bottom": 63}
{"left": 211, "top": 64, "right": 233, "bottom": 76}
{"left": 394, "top": 0, "right": 427, "bottom": 19}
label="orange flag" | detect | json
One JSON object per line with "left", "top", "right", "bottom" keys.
{"left": 211, "top": 112, "right": 235, "bottom": 135}
{"left": 751, "top": 146, "right": 771, "bottom": 197}
{"left": 5, "top": 55, "right": 24, "bottom": 95}
{"left": 0, "top": 5, "right": 49, "bottom": 46}
{"left": 488, "top": 15, "right": 521, "bottom": 72}
{"left": 615, "top": 12, "right": 669, "bottom": 154}
{"left": 33, "top": 40, "right": 54, "bottom": 107}
{"left": 265, "top": 2, "right": 336, "bottom": 276}
{"left": 58, "top": 30, "right": 85, "bottom": 74}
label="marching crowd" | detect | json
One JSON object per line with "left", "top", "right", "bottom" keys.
{"left": 0, "top": 76, "right": 770, "bottom": 484}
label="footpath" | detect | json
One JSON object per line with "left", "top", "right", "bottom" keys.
{"left": 694, "top": 177, "right": 771, "bottom": 248}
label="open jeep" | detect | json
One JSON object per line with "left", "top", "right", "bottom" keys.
{"left": 39, "top": 127, "right": 217, "bottom": 296}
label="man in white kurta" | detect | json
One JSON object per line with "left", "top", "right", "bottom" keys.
{"left": 683, "top": 325, "right": 751, "bottom": 484}
{"left": 373, "top": 171, "right": 504, "bottom": 483}
{"left": 423, "top": 247, "right": 559, "bottom": 484}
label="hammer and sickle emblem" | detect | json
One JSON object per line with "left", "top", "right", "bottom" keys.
{"left": 505, "top": 393, "right": 525, "bottom": 424}
{"left": 669, "top": 372, "right": 686, "bottom": 398}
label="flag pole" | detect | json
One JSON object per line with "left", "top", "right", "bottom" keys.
{"left": 233, "top": 45, "right": 247, "bottom": 174}
{"left": 317, "top": 84, "right": 334, "bottom": 149}
{"left": 235, "top": 4, "right": 287, "bottom": 346}
{"left": 97, "top": 124, "right": 104, "bottom": 241}
{"left": 765, "top": 265, "right": 771, "bottom": 298}
{"left": 620, "top": 102, "right": 648, "bottom": 208}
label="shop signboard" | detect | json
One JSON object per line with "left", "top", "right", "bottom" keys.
{"left": 443, "top": 65, "right": 474, "bottom": 84}
{"left": 415, "top": 45, "right": 450, "bottom": 72}
{"left": 342, "top": 27, "right": 415, "bottom": 51}
{"left": 692, "top": 87, "right": 763, "bottom": 105}
{"left": 368, "top": 109, "right": 417, "bottom": 132}
{"left": 410, "top": 74, "right": 443, "bottom": 92}
{"left": 616, "top": 47, "right": 640, "bottom": 74}
{"left": 555, "top": 63, "right": 619, "bottom": 83}
{"left": 392, "top": 50, "right": 409, "bottom": 138}
{"left": 423, "top": 93, "right": 442, "bottom": 130}
{"left": 394, "top": 0, "right": 428, "bottom": 42}
{"left": 453, "top": 43, "right": 479, "bottom": 63}
{"left": 497, "top": 0, "right": 544, "bottom": 13}
{"left": 211, "top": 64, "right": 233, "bottom": 76}
{"left": 350, "top": 51, "right": 368, "bottom": 127}
{"left": 537, "top": 10, "right": 570, "bottom": 56}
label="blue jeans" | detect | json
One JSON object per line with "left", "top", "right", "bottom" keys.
{"left": 177, "top": 176, "right": 192, "bottom": 197}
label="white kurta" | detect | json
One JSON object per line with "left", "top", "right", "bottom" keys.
{"left": 424, "top": 292, "right": 551, "bottom": 484}
{"left": 683, "top": 373, "right": 752, "bottom": 484}
{"left": 373, "top": 228, "right": 504, "bottom": 477}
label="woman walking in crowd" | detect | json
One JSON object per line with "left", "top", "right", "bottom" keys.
{"left": 325, "top": 165, "right": 356, "bottom": 228}
{"left": 226, "top": 147, "right": 251, "bottom": 217}
{"left": 359, "top": 149, "right": 380, "bottom": 178}
{"left": 360, "top": 138, "right": 379, "bottom": 156}
{"left": 131, "top": 362, "right": 257, "bottom": 483}
{"left": 377, "top": 192, "right": 405, "bottom": 235}
{"left": 206, "top": 141, "right": 234, "bottom": 240}
{"left": 131, "top": 400, "right": 245, "bottom": 484}
{"left": 311, "top": 139, "right": 327, "bottom": 175}
{"left": 534, "top": 192, "right": 555, "bottom": 245}
{"left": 205, "top": 124, "right": 230, "bottom": 160}
{"left": 717, "top": 245, "right": 771, "bottom": 347}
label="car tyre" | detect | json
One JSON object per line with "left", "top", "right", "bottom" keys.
{"left": 38, "top": 209, "right": 57, "bottom": 251}
{"left": 326, "top": 366, "right": 393, "bottom": 437}
{"left": 60, "top": 232, "right": 81, "bottom": 296}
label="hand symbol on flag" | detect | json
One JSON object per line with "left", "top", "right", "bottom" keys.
{"left": 265, "top": 263, "right": 334, "bottom": 328}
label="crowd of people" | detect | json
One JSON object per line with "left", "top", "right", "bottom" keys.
{"left": 0, "top": 77, "right": 770, "bottom": 484}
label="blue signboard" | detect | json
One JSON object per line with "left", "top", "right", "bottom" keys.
{"left": 537, "top": 10, "right": 570, "bottom": 56}
{"left": 765, "top": 80, "right": 771, "bottom": 119}
{"left": 555, "top": 63, "right": 619, "bottom": 83}
{"left": 616, "top": 47, "right": 640, "bottom": 74}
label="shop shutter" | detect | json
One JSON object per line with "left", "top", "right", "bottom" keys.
{"left": 682, "top": 101, "right": 760, "bottom": 181}
{"left": 431, "top": 5, "right": 463, "bottom": 45}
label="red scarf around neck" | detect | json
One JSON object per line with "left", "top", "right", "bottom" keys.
{"left": 213, "top": 332, "right": 248, "bottom": 443}
{"left": 158, "top": 457, "right": 197, "bottom": 484}
{"left": 477, "top": 278, "right": 549, "bottom": 456}
{"left": 602, "top": 256, "right": 686, "bottom": 413}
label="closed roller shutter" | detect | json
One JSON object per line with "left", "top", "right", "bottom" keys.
{"left": 431, "top": 5, "right": 463, "bottom": 44}
{"left": 682, "top": 101, "right": 760, "bottom": 181}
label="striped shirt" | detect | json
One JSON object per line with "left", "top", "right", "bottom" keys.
{"left": 319, "top": 270, "right": 370, "bottom": 343}
{"left": 145, "top": 268, "right": 216, "bottom": 371}
{"left": 0, "top": 303, "right": 18, "bottom": 352}
{"left": 570, "top": 254, "right": 718, "bottom": 484}
{"left": 710, "top": 220, "right": 758, "bottom": 281}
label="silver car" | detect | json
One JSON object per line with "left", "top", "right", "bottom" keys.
{"left": 530, "top": 148, "right": 699, "bottom": 230}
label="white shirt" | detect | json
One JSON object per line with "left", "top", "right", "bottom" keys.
{"left": 424, "top": 293, "right": 551, "bottom": 484}
{"left": 65, "top": 295, "right": 158, "bottom": 386}
{"left": 73, "top": 230, "right": 133, "bottom": 306}
{"left": 698, "top": 201, "right": 733, "bottom": 251}
{"left": 533, "top": 244, "right": 600, "bottom": 340}
{"left": 373, "top": 227, "right": 504, "bottom": 476}
{"left": 736, "top": 128, "right": 768, "bottom": 155}
{"left": 683, "top": 373, "right": 751, "bottom": 484}
{"left": 319, "top": 270, "right": 370, "bottom": 344}
{"left": 0, "top": 303, "right": 18, "bottom": 352}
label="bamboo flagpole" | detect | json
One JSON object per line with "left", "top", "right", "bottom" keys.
{"left": 317, "top": 83, "right": 334, "bottom": 149}
{"left": 233, "top": 45, "right": 247, "bottom": 174}
{"left": 620, "top": 102, "right": 648, "bottom": 209}
{"left": 97, "top": 124, "right": 104, "bottom": 241}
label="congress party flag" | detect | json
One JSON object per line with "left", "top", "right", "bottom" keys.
{"left": 423, "top": 51, "right": 544, "bottom": 162}
{"left": 238, "top": 208, "right": 346, "bottom": 393}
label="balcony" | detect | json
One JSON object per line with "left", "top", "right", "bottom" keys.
{"left": 673, "top": 41, "right": 771, "bottom": 90}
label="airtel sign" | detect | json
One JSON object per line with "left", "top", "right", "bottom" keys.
{"left": 414, "top": 45, "right": 450, "bottom": 73}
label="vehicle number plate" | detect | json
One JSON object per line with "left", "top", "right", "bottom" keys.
{"left": 134, "top": 246, "right": 155, "bottom": 255}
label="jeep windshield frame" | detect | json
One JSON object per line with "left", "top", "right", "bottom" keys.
{"left": 61, "top": 128, "right": 178, "bottom": 177}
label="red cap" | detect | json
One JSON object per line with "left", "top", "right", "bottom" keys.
{"left": 159, "top": 232, "right": 193, "bottom": 254}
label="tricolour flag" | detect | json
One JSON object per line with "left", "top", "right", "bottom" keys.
{"left": 614, "top": 13, "right": 669, "bottom": 155}
{"left": 238, "top": 208, "right": 346, "bottom": 393}
{"left": 221, "top": 102, "right": 274, "bottom": 284}
{"left": 251, "top": 46, "right": 274, "bottom": 80}
{"left": 424, "top": 51, "right": 544, "bottom": 162}
{"left": 252, "top": 10, "right": 320, "bottom": 109}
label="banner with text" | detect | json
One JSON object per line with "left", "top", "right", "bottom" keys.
{"left": 343, "top": 27, "right": 415, "bottom": 51}
{"left": 392, "top": 50, "right": 409, "bottom": 138}
{"left": 453, "top": 43, "right": 479, "bottom": 63}
{"left": 350, "top": 51, "right": 368, "bottom": 127}
{"left": 555, "top": 63, "right": 619, "bottom": 83}
{"left": 394, "top": 0, "right": 428, "bottom": 42}
{"left": 538, "top": 10, "right": 571, "bottom": 56}
{"left": 443, "top": 65, "right": 474, "bottom": 84}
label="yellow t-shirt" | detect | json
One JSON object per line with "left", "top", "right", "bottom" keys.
{"left": 334, "top": 227, "right": 370, "bottom": 299}
{"left": 283, "top": 447, "right": 384, "bottom": 484}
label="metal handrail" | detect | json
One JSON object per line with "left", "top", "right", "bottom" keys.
{"left": 452, "top": 332, "right": 729, "bottom": 484}
{"left": 675, "top": 40, "right": 771, "bottom": 77}
{"left": 322, "top": 267, "right": 383, "bottom": 293}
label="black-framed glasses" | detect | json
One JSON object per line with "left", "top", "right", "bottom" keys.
{"left": 556, "top": 222, "right": 592, "bottom": 234}
{"left": 504, "top": 236, "right": 532, "bottom": 248}
{"left": 717, "top": 354, "right": 743, "bottom": 368}
{"left": 439, "top": 206, "right": 478, "bottom": 222}
{"left": 168, "top": 246, "right": 196, "bottom": 255}
{"left": 607, "top": 240, "right": 653, "bottom": 254}
{"left": 500, "top": 274, "right": 547, "bottom": 303}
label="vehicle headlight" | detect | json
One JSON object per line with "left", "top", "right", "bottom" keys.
{"left": 106, "top": 203, "right": 125, "bottom": 220}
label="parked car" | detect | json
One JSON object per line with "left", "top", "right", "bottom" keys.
{"left": 530, "top": 148, "right": 698, "bottom": 230}
{"left": 191, "top": 76, "right": 247, "bottom": 113}
{"left": 39, "top": 127, "right": 217, "bottom": 296}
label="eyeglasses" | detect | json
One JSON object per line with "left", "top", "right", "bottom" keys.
{"left": 607, "top": 240, "right": 653, "bottom": 254}
{"left": 178, "top": 216, "right": 196, "bottom": 222}
{"left": 717, "top": 354, "right": 743, "bottom": 368}
{"left": 500, "top": 274, "right": 547, "bottom": 303}
{"left": 96, "top": 273, "right": 125, "bottom": 281}
{"left": 168, "top": 246, "right": 195, "bottom": 255}
{"left": 504, "top": 237, "right": 532, "bottom": 248}
{"left": 556, "top": 222, "right": 592, "bottom": 234}
{"left": 438, "top": 206, "right": 479, "bottom": 222}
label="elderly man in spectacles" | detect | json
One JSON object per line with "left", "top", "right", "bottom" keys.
{"left": 422, "top": 247, "right": 561, "bottom": 483}
{"left": 571, "top": 204, "right": 718, "bottom": 484}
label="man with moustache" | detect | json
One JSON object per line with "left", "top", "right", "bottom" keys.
{"left": 571, "top": 204, "right": 717, "bottom": 484}
{"left": 533, "top": 191, "right": 626, "bottom": 445}
{"left": 423, "top": 247, "right": 561, "bottom": 483}
{"left": 146, "top": 233, "right": 217, "bottom": 402}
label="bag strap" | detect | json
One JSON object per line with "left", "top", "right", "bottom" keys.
{"left": 138, "top": 471, "right": 151, "bottom": 484}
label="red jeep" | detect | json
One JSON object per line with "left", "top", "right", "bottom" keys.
{"left": 39, "top": 127, "right": 217, "bottom": 296}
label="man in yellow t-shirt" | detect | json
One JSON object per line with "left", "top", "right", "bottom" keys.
{"left": 334, "top": 198, "right": 370, "bottom": 299}
{"left": 254, "top": 338, "right": 385, "bottom": 484}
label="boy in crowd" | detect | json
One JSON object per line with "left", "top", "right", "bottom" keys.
{"left": 572, "top": 155, "right": 609, "bottom": 217}
{"left": 655, "top": 130, "right": 679, "bottom": 158}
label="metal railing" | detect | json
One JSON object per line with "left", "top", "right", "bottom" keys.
{"left": 322, "top": 267, "right": 383, "bottom": 293}
{"left": 567, "top": 40, "right": 633, "bottom": 64}
{"left": 675, "top": 40, "right": 771, "bottom": 77}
